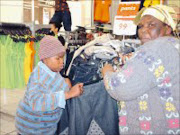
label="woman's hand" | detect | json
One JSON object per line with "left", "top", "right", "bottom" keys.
{"left": 101, "top": 64, "right": 114, "bottom": 78}
{"left": 119, "top": 52, "right": 134, "bottom": 65}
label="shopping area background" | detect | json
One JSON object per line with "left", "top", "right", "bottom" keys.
{"left": 0, "top": 0, "right": 180, "bottom": 135}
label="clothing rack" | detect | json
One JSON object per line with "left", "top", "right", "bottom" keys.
{"left": 0, "top": 22, "right": 32, "bottom": 42}
{"left": 0, "top": 22, "right": 31, "bottom": 34}
{"left": 0, "top": 22, "right": 35, "bottom": 89}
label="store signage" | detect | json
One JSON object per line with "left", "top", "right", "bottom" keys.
{"left": 113, "top": 1, "right": 140, "bottom": 35}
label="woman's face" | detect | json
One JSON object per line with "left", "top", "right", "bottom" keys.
{"left": 43, "top": 54, "right": 64, "bottom": 72}
{"left": 50, "top": 24, "right": 58, "bottom": 35}
{"left": 138, "top": 15, "right": 172, "bottom": 44}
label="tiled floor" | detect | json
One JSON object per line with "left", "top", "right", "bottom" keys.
{"left": 0, "top": 112, "right": 16, "bottom": 135}
{"left": 0, "top": 88, "right": 25, "bottom": 135}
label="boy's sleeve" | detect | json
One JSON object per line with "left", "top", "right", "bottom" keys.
{"left": 104, "top": 49, "right": 158, "bottom": 101}
{"left": 26, "top": 82, "right": 66, "bottom": 112}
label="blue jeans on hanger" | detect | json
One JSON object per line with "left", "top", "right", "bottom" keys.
{"left": 57, "top": 81, "right": 119, "bottom": 135}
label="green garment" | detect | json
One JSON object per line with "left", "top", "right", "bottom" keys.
{"left": 0, "top": 35, "right": 26, "bottom": 89}
{"left": 0, "top": 35, "right": 10, "bottom": 88}
{"left": 34, "top": 42, "right": 40, "bottom": 67}
{"left": 18, "top": 42, "right": 26, "bottom": 88}
{"left": 0, "top": 35, "right": 7, "bottom": 88}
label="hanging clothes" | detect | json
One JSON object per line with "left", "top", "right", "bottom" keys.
{"left": 94, "top": 0, "right": 112, "bottom": 23}
{"left": 0, "top": 23, "right": 32, "bottom": 89}
{"left": 5, "top": 35, "right": 15, "bottom": 89}
{"left": 17, "top": 41, "right": 26, "bottom": 88}
{"left": 0, "top": 35, "right": 26, "bottom": 89}
{"left": 30, "top": 41, "right": 35, "bottom": 72}
{"left": 34, "top": 42, "right": 40, "bottom": 66}
{"left": 24, "top": 41, "right": 35, "bottom": 84}
{"left": 0, "top": 35, "right": 8, "bottom": 88}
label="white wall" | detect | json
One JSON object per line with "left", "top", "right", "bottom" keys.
{"left": 67, "top": 1, "right": 92, "bottom": 31}
{"left": 0, "top": 0, "right": 92, "bottom": 28}
{"left": 167, "top": 0, "right": 180, "bottom": 7}
{"left": 0, "top": 0, "right": 23, "bottom": 23}
{"left": 81, "top": 0, "right": 92, "bottom": 27}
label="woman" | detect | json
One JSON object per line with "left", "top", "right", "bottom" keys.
{"left": 102, "top": 5, "right": 180, "bottom": 134}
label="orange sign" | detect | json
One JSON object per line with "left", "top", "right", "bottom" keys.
{"left": 113, "top": 2, "right": 140, "bottom": 35}
{"left": 117, "top": 2, "right": 140, "bottom": 16}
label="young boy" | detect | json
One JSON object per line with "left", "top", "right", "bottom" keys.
{"left": 15, "top": 35, "right": 83, "bottom": 135}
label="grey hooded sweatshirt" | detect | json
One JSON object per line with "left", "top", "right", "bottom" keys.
{"left": 104, "top": 36, "right": 180, "bottom": 134}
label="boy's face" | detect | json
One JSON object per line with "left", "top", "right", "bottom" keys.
{"left": 43, "top": 53, "right": 64, "bottom": 72}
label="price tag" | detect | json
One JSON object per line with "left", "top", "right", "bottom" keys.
{"left": 113, "top": 1, "right": 140, "bottom": 36}
{"left": 113, "top": 16, "right": 137, "bottom": 35}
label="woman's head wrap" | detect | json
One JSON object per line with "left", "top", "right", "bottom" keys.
{"left": 134, "top": 5, "right": 178, "bottom": 31}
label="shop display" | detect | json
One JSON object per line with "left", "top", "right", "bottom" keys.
{"left": 0, "top": 23, "right": 32, "bottom": 88}
{"left": 1, "top": 2, "right": 179, "bottom": 135}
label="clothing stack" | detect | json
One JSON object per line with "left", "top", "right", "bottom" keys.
{"left": 57, "top": 34, "right": 138, "bottom": 135}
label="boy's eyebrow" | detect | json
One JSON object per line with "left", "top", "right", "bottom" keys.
{"left": 57, "top": 55, "right": 64, "bottom": 58}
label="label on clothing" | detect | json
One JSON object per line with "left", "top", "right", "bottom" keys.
{"left": 113, "top": 2, "right": 140, "bottom": 35}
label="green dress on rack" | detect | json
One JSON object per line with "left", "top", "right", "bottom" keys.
{"left": 17, "top": 41, "right": 26, "bottom": 88}
{"left": 34, "top": 41, "right": 40, "bottom": 66}
{"left": 0, "top": 35, "right": 6, "bottom": 88}
{"left": 0, "top": 35, "right": 26, "bottom": 89}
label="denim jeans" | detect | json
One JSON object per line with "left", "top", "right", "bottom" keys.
{"left": 69, "top": 56, "right": 102, "bottom": 86}
{"left": 57, "top": 81, "right": 119, "bottom": 135}
{"left": 50, "top": 11, "right": 72, "bottom": 31}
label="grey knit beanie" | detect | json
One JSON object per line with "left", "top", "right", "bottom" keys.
{"left": 39, "top": 35, "right": 65, "bottom": 60}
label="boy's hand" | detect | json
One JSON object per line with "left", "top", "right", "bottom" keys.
{"left": 65, "top": 83, "right": 84, "bottom": 99}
